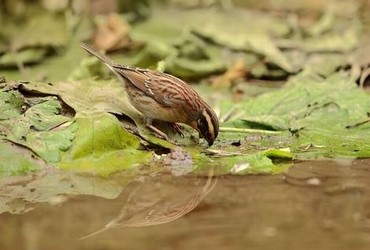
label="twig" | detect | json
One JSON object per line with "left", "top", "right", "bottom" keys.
{"left": 219, "top": 127, "right": 282, "bottom": 134}
{"left": 360, "top": 67, "right": 370, "bottom": 88}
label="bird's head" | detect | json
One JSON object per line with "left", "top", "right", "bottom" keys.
{"left": 190, "top": 108, "right": 219, "bottom": 146}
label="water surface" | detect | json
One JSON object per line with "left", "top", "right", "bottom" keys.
{"left": 1, "top": 160, "right": 370, "bottom": 250}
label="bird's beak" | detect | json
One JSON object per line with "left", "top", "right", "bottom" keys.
{"left": 207, "top": 139, "right": 214, "bottom": 146}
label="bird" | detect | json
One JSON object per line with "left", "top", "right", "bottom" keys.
{"left": 80, "top": 43, "right": 219, "bottom": 146}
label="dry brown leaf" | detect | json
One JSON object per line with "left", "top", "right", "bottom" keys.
{"left": 93, "top": 14, "right": 132, "bottom": 51}
{"left": 211, "top": 58, "right": 247, "bottom": 89}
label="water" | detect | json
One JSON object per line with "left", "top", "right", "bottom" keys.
{"left": 1, "top": 159, "right": 370, "bottom": 250}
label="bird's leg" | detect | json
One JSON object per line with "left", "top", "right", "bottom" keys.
{"left": 169, "top": 123, "right": 184, "bottom": 138}
{"left": 145, "top": 117, "right": 170, "bottom": 141}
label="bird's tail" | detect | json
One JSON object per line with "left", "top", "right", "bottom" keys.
{"left": 80, "top": 43, "right": 114, "bottom": 66}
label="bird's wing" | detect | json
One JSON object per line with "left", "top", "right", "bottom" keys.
{"left": 80, "top": 42, "right": 191, "bottom": 108}
{"left": 113, "top": 66, "right": 188, "bottom": 107}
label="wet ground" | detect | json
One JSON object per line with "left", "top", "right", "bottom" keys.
{"left": 1, "top": 159, "right": 370, "bottom": 250}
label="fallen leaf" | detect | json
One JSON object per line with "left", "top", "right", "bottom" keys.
{"left": 93, "top": 14, "right": 133, "bottom": 51}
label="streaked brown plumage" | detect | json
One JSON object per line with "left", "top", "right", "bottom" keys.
{"left": 80, "top": 43, "right": 219, "bottom": 146}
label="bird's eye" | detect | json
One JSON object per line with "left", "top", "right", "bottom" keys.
{"left": 198, "top": 116, "right": 209, "bottom": 137}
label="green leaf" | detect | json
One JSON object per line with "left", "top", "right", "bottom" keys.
{"left": 24, "top": 127, "right": 75, "bottom": 163}
{"left": 229, "top": 71, "right": 370, "bottom": 158}
{"left": 59, "top": 114, "right": 152, "bottom": 177}
{"left": 226, "top": 148, "right": 293, "bottom": 175}
{"left": 305, "top": 10, "right": 335, "bottom": 37}
{"left": 132, "top": 21, "right": 226, "bottom": 77}
{"left": 65, "top": 114, "right": 140, "bottom": 159}
{"left": 0, "top": 141, "right": 41, "bottom": 176}
{"left": 0, "top": 91, "right": 74, "bottom": 163}
{"left": 0, "top": 91, "right": 25, "bottom": 120}
{"left": 0, "top": 48, "right": 48, "bottom": 67}
{"left": 22, "top": 80, "right": 141, "bottom": 120}
{"left": 67, "top": 57, "right": 110, "bottom": 81}
{"left": 190, "top": 10, "right": 293, "bottom": 72}
{"left": 2, "top": 13, "right": 93, "bottom": 81}
{"left": 130, "top": 8, "right": 292, "bottom": 75}
{"left": 0, "top": 84, "right": 153, "bottom": 176}
{"left": 1, "top": 11, "right": 67, "bottom": 50}
{"left": 278, "top": 19, "right": 361, "bottom": 53}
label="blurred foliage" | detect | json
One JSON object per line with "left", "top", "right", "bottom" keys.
{"left": 0, "top": 0, "right": 365, "bottom": 81}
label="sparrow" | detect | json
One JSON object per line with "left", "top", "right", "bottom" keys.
{"left": 80, "top": 43, "right": 219, "bottom": 146}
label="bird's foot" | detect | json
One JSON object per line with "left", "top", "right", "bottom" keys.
{"left": 146, "top": 124, "right": 170, "bottom": 141}
{"left": 169, "top": 123, "right": 185, "bottom": 138}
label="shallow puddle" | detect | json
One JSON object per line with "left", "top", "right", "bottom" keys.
{"left": 1, "top": 159, "right": 370, "bottom": 250}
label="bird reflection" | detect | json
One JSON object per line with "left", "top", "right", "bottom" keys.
{"left": 81, "top": 168, "right": 217, "bottom": 239}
